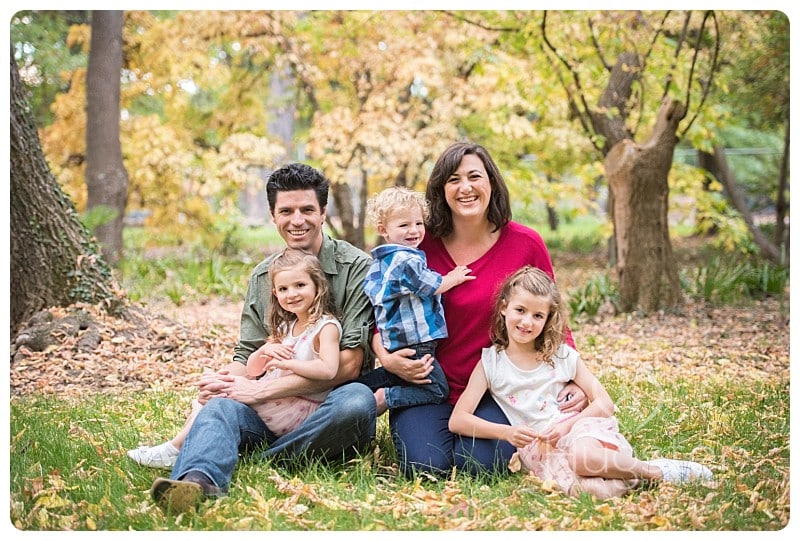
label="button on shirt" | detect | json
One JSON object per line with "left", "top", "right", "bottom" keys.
{"left": 365, "top": 244, "right": 447, "bottom": 352}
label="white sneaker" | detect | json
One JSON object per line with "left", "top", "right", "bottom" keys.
{"left": 127, "top": 441, "right": 179, "bottom": 469}
{"left": 647, "top": 458, "right": 713, "bottom": 483}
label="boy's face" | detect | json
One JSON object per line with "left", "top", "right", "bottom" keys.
{"left": 271, "top": 190, "right": 326, "bottom": 255}
{"left": 378, "top": 206, "right": 426, "bottom": 248}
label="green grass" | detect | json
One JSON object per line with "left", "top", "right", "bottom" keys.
{"left": 10, "top": 374, "right": 788, "bottom": 530}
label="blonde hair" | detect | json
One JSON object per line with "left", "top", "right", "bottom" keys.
{"left": 490, "top": 266, "right": 566, "bottom": 366}
{"left": 266, "top": 248, "right": 337, "bottom": 341}
{"left": 366, "top": 186, "right": 429, "bottom": 228}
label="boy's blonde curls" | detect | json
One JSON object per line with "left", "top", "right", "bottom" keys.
{"left": 366, "top": 186, "right": 430, "bottom": 228}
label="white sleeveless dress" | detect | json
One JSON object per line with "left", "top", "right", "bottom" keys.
{"left": 251, "top": 316, "right": 341, "bottom": 437}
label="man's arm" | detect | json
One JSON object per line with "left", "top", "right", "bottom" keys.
{"left": 214, "top": 347, "right": 363, "bottom": 404}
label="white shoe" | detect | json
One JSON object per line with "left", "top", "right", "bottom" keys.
{"left": 647, "top": 458, "right": 713, "bottom": 483}
{"left": 127, "top": 441, "right": 179, "bottom": 469}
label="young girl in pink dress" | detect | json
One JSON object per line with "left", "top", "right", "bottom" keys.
{"left": 128, "top": 248, "right": 341, "bottom": 467}
{"left": 449, "top": 266, "right": 713, "bottom": 499}
{"left": 244, "top": 248, "right": 341, "bottom": 436}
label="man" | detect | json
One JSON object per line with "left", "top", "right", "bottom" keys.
{"left": 150, "top": 163, "right": 378, "bottom": 513}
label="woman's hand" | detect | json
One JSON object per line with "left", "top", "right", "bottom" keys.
{"left": 558, "top": 382, "right": 588, "bottom": 413}
{"left": 379, "top": 347, "right": 434, "bottom": 384}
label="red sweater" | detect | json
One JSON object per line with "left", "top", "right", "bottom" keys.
{"left": 420, "top": 221, "right": 574, "bottom": 404}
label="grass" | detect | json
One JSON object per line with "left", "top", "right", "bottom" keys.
{"left": 9, "top": 371, "right": 788, "bottom": 530}
{"left": 10, "top": 218, "right": 789, "bottom": 531}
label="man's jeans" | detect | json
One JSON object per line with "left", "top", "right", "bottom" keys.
{"left": 169, "top": 382, "right": 376, "bottom": 492}
{"left": 357, "top": 341, "right": 449, "bottom": 409}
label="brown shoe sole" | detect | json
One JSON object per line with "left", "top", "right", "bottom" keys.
{"left": 151, "top": 477, "right": 205, "bottom": 513}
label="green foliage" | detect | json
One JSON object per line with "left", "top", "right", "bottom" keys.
{"left": 118, "top": 250, "right": 252, "bottom": 305}
{"left": 79, "top": 204, "right": 118, "bottom": 233}
{"left": 9, "top": 374, "right": 788, "bottom": 530}
{"left": 536, "top": 215, "right": 610, "bottom": 254}
{"left": 568, "top": 273, "right": 618, "bottom": 318}
{"left": 680, "top": 255, "right": 789, "bottom": 304}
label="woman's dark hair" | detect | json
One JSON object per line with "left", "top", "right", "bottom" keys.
{"left": 424, "top": 141, "right": 511, "bottom": 238}
{"left": 266, "top": 163, "right": 329, "bottom": 213}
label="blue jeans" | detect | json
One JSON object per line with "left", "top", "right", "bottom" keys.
{"left": 389, "top": 392, "right": 515, "bottom": 478}
{"left": 170, "top": 382, "right": 376, "bottom": 492}
{"left": 357, "top": 341, "right": 449, "bottom": 409}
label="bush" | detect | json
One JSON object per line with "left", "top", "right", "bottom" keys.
{"left": 568, "top": 273, "right": 618, "bottom": 317}
{"left": 681, "top": 255, "right": 788, "bottom": 303}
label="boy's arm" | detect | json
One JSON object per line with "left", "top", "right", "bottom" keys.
{"left": 434, "top": 265, "right": 476, "bottom": 295}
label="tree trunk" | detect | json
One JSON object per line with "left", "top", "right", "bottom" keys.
{"left": 330, "top": 179, "right": 365, "bottom": 250}
{"left": 775, "top": 109, "right": 789, "bottom": 257}
{"left": 701, "top": 145, "right": 783, "bottom": 264}
{"left": 85, "top": 10, "right": 128, "bottom": 265}
{"left": 10, "top": 43, "right": 122, "bottom": 336}
{"left": 605, "top": 98, "right": 684, "bottom": 312}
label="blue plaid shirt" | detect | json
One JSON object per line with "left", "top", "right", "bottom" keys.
{"left": 364, "top": 244, "right": 448, "bottom": 352}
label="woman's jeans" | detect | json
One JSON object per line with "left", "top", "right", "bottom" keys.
{"left": 357, "top": 341, "right": 449, "bottom": 409}
{"left": 169, "top": 382, "right": 376, "bottom": 492}
{"left": 389, "top": 391, "right": 515, "bottom": 478}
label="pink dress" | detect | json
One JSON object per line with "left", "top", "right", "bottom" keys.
{"left": 482, "top": 344, "right": 637, "bottom": 499}
{"left": 250, "top": 316, "right": 341, "bottom": 437}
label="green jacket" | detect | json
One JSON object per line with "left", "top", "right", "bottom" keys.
{"left": 233, "top": 235, "right": 375, "bottom": 375}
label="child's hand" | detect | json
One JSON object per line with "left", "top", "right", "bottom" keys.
{"left": 503, "top": 425, "right": 539, "bottom": 448}
{"left": 264, "top": 358, "right": 294, "bottom": 373}
{"left": 246, "top": 343, "right": 294, "bottom": 378}
{"left": 446, "top": 265, "right": 476, "bottom": 286}
{"left": 537, "top": 422, "right": 570, "bottom": 446}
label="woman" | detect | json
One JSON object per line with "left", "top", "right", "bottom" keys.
{"left": 375, "top": 141, "right": 586, "bottom": 477}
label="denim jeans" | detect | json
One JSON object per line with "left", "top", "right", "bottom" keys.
{"left": 170, "top": 382, "right": 377, "bottom": 492}
{"left": 388, "top": 391, "right": 515, "bottom": 478}
{"left": 357, "top": 341, "right": 449, "bottom": 409}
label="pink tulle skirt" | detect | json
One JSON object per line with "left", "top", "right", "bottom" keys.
{"left": 250, "top": 369, "right": 323, "bottom": 437}
{"left": 517, "top": 416, "right": 637, "bottom": 499}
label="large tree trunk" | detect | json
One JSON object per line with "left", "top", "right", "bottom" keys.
{"left": 10, "top": 43, "right": 121, "bottom": 336}
{"left": 605, "top": 98, "right": 684, "bottom": 312}
{"left": 85, "top": 10, "right": 128, "bottom": 265}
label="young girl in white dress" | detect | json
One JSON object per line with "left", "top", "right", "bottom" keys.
{"left": 128, "top": 248, "right": 341, "bottom": 467}
{"left": 449, "top": 266, "right": 712, "bottom": 499}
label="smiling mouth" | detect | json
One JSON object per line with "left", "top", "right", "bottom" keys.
{"left": 458, "top": 195, "right": 478, "bottom": 203}
{"left": 287, "top": 229, "right": 308, "bottom": 237}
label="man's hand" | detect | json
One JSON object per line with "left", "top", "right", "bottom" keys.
{"left": 215, "top": 374, "right": 265, "bottom": 406}
{"left": 197, "top": 362, "right": 247, "bottom": 404}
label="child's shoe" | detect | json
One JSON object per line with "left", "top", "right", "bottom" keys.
{"left": 127, "top": 441, "right": 179, "bottom": 469}
{"left": 647, "top": 458, "right": 713, "bottom": 483}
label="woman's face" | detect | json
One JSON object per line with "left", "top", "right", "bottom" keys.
{"left": 443, "top": 154, "right": 492, "bottom": 223}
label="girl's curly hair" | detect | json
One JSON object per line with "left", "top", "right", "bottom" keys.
{"left": 266, "top": 248, "right": 338, "bottom": 340}
{"left": 490, "top": 266, "right": 566, "bottom": 366}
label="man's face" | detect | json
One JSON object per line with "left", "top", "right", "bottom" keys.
{"left": 271, "top": 190, "right": 326, "bottom": 254}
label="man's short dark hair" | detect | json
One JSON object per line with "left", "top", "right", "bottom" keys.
{"left": 266, "top": 163, "right": 330, "bottom": 212}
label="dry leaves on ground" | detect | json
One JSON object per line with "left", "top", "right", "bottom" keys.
{"left": 9, "top": 295, "right": 788, "bottom": 398}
